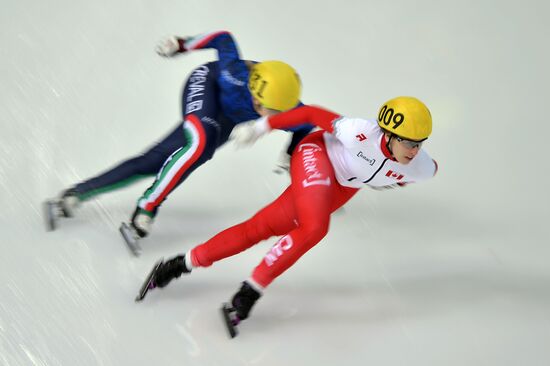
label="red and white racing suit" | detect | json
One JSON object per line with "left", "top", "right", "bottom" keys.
{"left": 187, "top": 105, "right": 438, "bottom": 289}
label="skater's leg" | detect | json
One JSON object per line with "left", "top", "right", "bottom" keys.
{"left": 139, "top": 183, "right": 298, "bottom": 293}
{"left": 72, "top": 61, "right": 222, "bottom": 203}
{"left": 129, "top": 63, "right": 229, "bottom": 238}
{"left": 189, "top": 185, "right": 298, "bottom": 267}
{"left": 135, "top": 114, "right": 217, "bottom": 215}
{"left": 221, "top": 133, "right": 357, "bottom": 322}
{"left": 189, "top": 132, "right": 358, "bottom": 272}
{"left": 250, "top": 133, "right": 359, "bottom": 288}
{"left": 71, "top": 122, "right": 187, "bottom": 201}
{"left": 47, "top": 121, "right": 188, "bottom": 227}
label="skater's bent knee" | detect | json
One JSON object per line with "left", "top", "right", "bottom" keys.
{"left": 243, "top": 216, "right": 274, "bottom": 242}
{"left": 299, "top": 223, "right": 329, "bottom": 244}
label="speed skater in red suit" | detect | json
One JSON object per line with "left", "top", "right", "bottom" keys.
{"left": 139, "top": 96, "right": 438, "bottom": 329}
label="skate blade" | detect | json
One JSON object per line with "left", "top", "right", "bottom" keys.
{"left": 135, "top": 259, "right": 164, "bottom": 302}
{"left": 43, "top": 200, "right": 58, "bottom": 232}
{"left": 221, "top": 303, "right": 239, "bottom": 338}
{"left": 119, "top": 222, "right": 142, "bottom": 256}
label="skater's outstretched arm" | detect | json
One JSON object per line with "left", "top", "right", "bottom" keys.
{"left": 156, "top": 31, "right": 246, "bottom": 84}
{"left": 230, "top": 105, "right": 340, "bottom": 146}
{"left": 267, "top": 105, "right": 341, "bottom": 132}
{"left": 182, "top": 31, "right": 241, "bottom": 65}
{"left": 157, "top": 31, "right": 240, "bottom": 61}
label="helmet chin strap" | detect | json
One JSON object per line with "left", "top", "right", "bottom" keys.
{"left": 386, "top": 134, "right": 395, "bottom": 157}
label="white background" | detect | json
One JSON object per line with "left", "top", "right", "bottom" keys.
{"left": 1, "top": 0, "right": 549, "bottom": 365}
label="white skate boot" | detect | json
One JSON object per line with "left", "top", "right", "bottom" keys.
{"left": 119, "top": 208, "right": 154, "bottom": 256}
{"left": 44, "top": 189, "right": 81, "bottom": 231}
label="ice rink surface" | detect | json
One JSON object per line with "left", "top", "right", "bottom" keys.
{"left": 1, "top": 0, "right": 549, "bottom": 365}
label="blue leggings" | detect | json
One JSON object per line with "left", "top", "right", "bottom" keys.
{"left": 74, "top": 63, "right": 232, "bottom": 216}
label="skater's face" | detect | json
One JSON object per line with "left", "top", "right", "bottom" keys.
{"left": 386, "top": 132, "right": 423, "bottom": 165}
{"left": 252, "top": 98, "right": 280, "bottom": 117}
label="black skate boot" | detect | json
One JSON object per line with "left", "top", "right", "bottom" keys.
{"left": 221, "top": 281, "right": 262, "bottom": 338}
{"left": 153, "top": 255, "right": 190, "bottom": 288}
{"left": 135, "top": 255, "right": 191, "bottom": 302}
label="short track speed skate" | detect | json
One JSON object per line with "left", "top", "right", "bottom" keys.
{"left": 220, "top": 281, "right": 261, "bottom": 338}
{"left": 135, "top": 259, "right": 164, "bottom": 302}
{"left": 43, "top": 199, "right": 71, "bottom": 231}
{"left": 44, "top": 189, "right": 80, "bottom": 231}
{"left": 221, "top": 303, "right": 240, "bottom": 338}
{"left": 119, "top": 222, "right": 142, "bottom": 256}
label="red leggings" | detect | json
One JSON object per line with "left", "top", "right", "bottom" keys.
{"left": 190, "top": 131, "right": 359, "bottom": 288}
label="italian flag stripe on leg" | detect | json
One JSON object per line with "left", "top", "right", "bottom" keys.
{"left": 137, "top": 115, "right": 206, "bottom": 212}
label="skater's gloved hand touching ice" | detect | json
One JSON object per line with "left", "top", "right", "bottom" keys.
{"left": 273, "top": 150, "right": 291, "bottom": 175}
{"left": 155, "top": 36, "right": 187, "bottom": 57}
{"left": 230, "top": 116, "right": 271, "bottom": 147}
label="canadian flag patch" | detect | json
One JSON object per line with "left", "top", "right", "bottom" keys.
{"left": 356, "top": 133, "right": 367, "bottom": 142}
{"left": 386, "top": 170, "right": 404, "bottom": 180}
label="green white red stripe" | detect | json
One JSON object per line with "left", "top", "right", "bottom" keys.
{"left": 138, "top": 115, "right": 206, "bottom": 212}
{"left": 185, "top": 30, "right": 229, "bottom": 50}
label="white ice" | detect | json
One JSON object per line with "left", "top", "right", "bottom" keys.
{"left": 1, "top": 0, "right": 549, "bottom": 365}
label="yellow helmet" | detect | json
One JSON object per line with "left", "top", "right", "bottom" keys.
{"left": 248, "top": 60, "right": 301, "bottom": 111}
{"left": 377, "top": 96, "right": 432, "bottom": 140}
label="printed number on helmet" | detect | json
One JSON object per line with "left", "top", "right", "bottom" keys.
{"left": 378, "top": 105, "right": 404, "bottom": 130}
{"left": 250, "top": 73, "right": 268, "bottom": 98}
